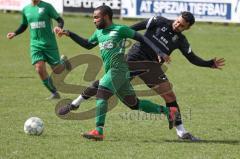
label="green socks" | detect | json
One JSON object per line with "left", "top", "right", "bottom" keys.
{"left": 139, "top": 100, "right": 169, "bottom": 115}
{"left": 42, "top": 77, "right": 57, "bottom": 93}
{"left": 96, "top": 127, "right": 104, "bottom": 135}
{"left": 94, "top": 99, "right": 168, "bottom": 135}
{"left": 96, "top": 99, "right": 108, "bottom": 135}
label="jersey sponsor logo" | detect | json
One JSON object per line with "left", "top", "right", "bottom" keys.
{"left": 160, "top": 36, "right": 168, "bottom": 44}
{"left": 30, "top": 21, "right": 46, "bottom": 29}
{"left": 161, "top": 26, "right": 167, "bottom": 32}
{"left": 99, "top": 40, "right": 114, "bottom": 50}
{"left": 152, "top": 35, "right": 169, "bottom": 51}
{"left": 109, "top": 31, "right": 118, "bottom": 37}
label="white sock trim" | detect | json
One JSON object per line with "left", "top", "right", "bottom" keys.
{"left": 71, "top": 95, "right": 85, "bottom": 106}
{"left": 175, "top": 124, "right": 187, "bottom": 137}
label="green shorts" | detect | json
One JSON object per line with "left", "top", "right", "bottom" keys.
{"left": 31, "top": 49, "right": 61, "bottom": 66}
{"left": 99, "top": 67, "right": 135, "bottom": 99}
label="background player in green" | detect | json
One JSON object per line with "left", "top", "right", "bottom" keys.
{"left": 58, "top": 5, "right": 177, "bottom": 141}
{"left": 6, "top": 0, "right": 70, "bottom": 99}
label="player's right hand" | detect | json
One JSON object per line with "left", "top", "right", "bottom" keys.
{"left": 212, "top": 57, "right": 225, "bottom": 69}
{"left": 58, "top": 30, "right": 70, "bottom": 37}
{"left": 7, "top": 32, "right": 16, "bottom": 39}
{"left": 158, "top": 54, "right": 171, "bottom": 64}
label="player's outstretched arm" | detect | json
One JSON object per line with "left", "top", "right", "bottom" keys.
{"left": 130, "top": 16, "right": 160, "bottom": 31}
{"left": 130, "top": 19, "right": 148, "bottom": 31}
{"left": 59, "top": 30, "right": 97, "bottom": 50}
{"left": 132, "top": 32, "right": 171, "bottom": 63}
{"left": 7, "top": 24, "right": 28, "bottom": 39}
{"left": 183, "top": 51, "right": 225, "bottom": 69}
{"left": 180, "top": 37, "right": 225, "bottom": 69}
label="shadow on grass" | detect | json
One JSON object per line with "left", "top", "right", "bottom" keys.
{"left": 104, "top": 138, "right": 240, "bottom": 145}
{"left": 163, "top": 139, "right": 240, "bottom": 145}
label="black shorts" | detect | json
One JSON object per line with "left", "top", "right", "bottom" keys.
{"left": 126, "top": 44, "right": 169, "bottom": 88}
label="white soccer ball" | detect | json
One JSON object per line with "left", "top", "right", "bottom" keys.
{"left": 24, "top": 117, "right": 44, "bottom": 135}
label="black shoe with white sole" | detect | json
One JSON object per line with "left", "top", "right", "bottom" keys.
{"left": 58, "top": 103, "right": 79, "bottom": 115}
{"left": 178, "top": 132, "right": 201, "bottom": 142}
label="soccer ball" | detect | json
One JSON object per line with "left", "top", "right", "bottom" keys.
{"left": 24, "top": 117, "right": 44, "bottom": 135}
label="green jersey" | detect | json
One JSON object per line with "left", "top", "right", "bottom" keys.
{"left": 88, "top": 24, "right": 135, "bottom": 72}
{"left": 21, "top": 1, "right": 60, "bottom": 51}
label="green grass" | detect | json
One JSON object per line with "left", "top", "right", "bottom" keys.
{"left": 0, "top": 12, "right": 240, "bottom": 159}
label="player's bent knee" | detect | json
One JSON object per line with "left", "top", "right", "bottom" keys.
{"left": 152, "top": 81, "right": 173, "bottom": 96}
{"left": 161, "top": 92, "right": 176, "bottom": 103}
{"left": 52, "top": 64, "right": 64, "bottom": 74}
{"left": 123, "top": 96, "right": 139, "bottom": 110}
{"left": 82, "top": 80, "right": 99, "bottom": 98}
{"left": 96, "top": 86, "right": 113, "bottom": 100}
{"left": 35, "top": 63, "right": 46, "bottom": 74}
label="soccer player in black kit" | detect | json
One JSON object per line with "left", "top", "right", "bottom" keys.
{"left": 60, "top": 12, "right": 225, "bottom": 141}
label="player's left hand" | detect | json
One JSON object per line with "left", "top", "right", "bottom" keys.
{"left": 212, "top": 57, "right": 225, "bottom": 69}
{"left": 53, "top": 26, "right": 63, "bottom": 37}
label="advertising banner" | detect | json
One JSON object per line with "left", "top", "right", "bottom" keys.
{"left": 0, "top": 0, "right": 63, "bottom": 13}
{"left": 122, "top": 0, "right": 240, "bottom": 23}
{"left": 63, "top": 0, "right": 121, "bottom": 16}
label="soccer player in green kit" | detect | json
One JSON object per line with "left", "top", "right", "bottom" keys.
{"left": 58, "top": 5, "right": 178, "bottom": 141}
{"left": 7, "top": 0, "right": 70, "bottom": 99}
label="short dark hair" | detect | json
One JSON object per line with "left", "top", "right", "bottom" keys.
{"left": 95, "top": 5, "right": 113, "bottom": 21}
{"left": 181, "top": 11, "right": 195, "bottom": 26}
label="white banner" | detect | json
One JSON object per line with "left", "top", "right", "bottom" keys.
{"left": 63, "top": 0, "right": 121, "bottom": 15}
{"left": 122, "top": 0, "right": 240, "bottom": 23}
{"left": 0, "top": 0, "right": 63, "bottom": 13}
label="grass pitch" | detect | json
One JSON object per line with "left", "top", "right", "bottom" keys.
{"left": 0, "top": 12, "right": 240, "bottom": 159}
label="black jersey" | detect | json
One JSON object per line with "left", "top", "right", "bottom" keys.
{"left": 127, "top": 16, "right": 213, "bottom": 67}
